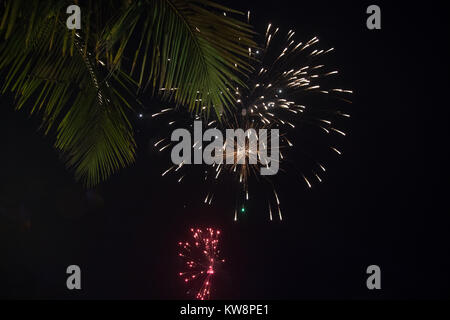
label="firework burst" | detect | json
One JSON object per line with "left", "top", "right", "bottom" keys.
{"left": 178, "top": 228, "right": 224, "bottom": 300}
{"left": 152, "top": 21, "right": 351, "bottom": 221}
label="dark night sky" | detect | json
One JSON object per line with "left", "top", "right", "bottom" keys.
{"left": 0, "top": 0, "right": 449, "bottom": 299}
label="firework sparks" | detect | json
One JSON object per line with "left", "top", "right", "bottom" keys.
{"left": 153, "top": 22, "right": 351, "bottom": 221}
{"left": 178, "top": 228, "right": 224, "bottom": 300}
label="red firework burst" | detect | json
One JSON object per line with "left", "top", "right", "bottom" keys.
{"left": 178, "top": 227, "right": 225, "bottom": 300}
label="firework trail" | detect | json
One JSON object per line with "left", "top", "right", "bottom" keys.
{"left": 152, "top": 19, "right": 352, "bottom": 221}
{"left": 178, "top": 228, "right": 224, "bottom": 300}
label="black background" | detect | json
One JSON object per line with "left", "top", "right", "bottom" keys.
{"left": 0, "top": 0, "right": 449, "bottom": 300}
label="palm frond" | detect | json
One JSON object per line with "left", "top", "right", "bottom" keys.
{"left": 0, "top": 6, "right": 136, "bottom": 187}
{"left": 103, "top": 0, "right": 256, "bottom": 116}
{"left": 0, "top": 0, "right": 257, "bottom": 186}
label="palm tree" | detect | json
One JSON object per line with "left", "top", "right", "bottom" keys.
{"left": 0, "top": 0, "right": 255, "bottom": 187}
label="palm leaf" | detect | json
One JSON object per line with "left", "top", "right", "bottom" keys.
{"left": 102, "top": 0, "right": 256, "bottom": 116}
{"left": 0, "top": 4, "right": 136, "bottom": 187}
{"left": 0, "top": 0, "right": 256, "bottom": 186}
